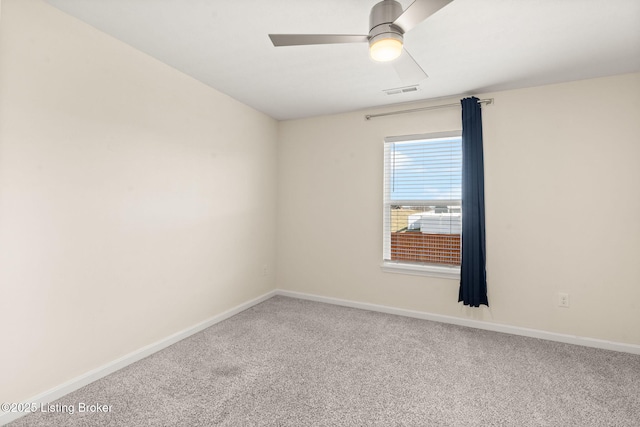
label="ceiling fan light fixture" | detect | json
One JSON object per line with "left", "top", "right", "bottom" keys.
{"left": 369, "top": 36, "right": 403, "bottom": 62}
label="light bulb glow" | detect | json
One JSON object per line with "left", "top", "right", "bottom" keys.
{"left": 369, "top": 38, "right": 403, "bottom": 62}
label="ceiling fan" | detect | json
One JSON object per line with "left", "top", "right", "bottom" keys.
{"left": 269, "top": 0, "right": 453, "bottom": 84}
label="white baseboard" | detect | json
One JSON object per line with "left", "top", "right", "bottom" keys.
{"left": 0, "top": 290, "right": 277, "bottom": 426}
{"left": 275, "top": 289, "right": 640, "bottom": 355}
{"left": 4, "top": 288, "right": 638, "bottom": 426}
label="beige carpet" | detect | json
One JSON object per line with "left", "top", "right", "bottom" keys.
{"left": 9, "top": 296, "right": 640, "bottom": 426}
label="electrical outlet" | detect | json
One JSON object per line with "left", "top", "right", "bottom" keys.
{"left": 263, "top": 265, "right": 268, "bottom": 277}
{"left": 558, "top": 292, "right": 570, "bottom": 308}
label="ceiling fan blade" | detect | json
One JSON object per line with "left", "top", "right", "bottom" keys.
{"left": 392, "top": 49, "right": 428, "bottom": 84}
{"left": 393, "top": 0, "right": 453, "bottom": 33}
{"left": 269, "top": 34, "right": 369, "bottom": 47}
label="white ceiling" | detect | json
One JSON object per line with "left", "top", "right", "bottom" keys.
{"left": 45, "top": 0, "right": 640, "bottom": 121}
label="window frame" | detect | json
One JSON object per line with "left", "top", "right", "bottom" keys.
{"left": 381, "top": 131, "right": 462, "bottom": 280}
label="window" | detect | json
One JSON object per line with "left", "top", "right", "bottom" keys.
{"left": 382, "top": 131, "right": 462, "bottom": 279}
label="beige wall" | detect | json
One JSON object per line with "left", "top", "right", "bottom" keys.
{"left": 0, "top": 0, "right": 277, "bottom": 404}
{"left": 277, "top": 72, "right": 640, "bottom": 346}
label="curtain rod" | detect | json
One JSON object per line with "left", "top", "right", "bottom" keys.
{"left": 365, "top": 98, "right": 493, "bottom": 120}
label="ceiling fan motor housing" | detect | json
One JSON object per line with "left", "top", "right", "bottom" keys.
{"left": 369, "top": 0, "right": 404, "bottom": 46}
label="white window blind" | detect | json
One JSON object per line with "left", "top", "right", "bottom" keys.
{"left": 383, "top": 131, "right": 463, "bottom": 270}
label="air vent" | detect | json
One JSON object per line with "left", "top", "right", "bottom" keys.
{"left": 383, "top": 85, "right": 419, "bottom": 96}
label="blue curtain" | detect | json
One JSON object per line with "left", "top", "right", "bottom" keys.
{"left": 459, "top": 97, "right": 488, "bottom": 307}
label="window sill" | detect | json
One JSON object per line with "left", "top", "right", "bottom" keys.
{"left": 381, "top": 261, "right": 460, "bottom": 280}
